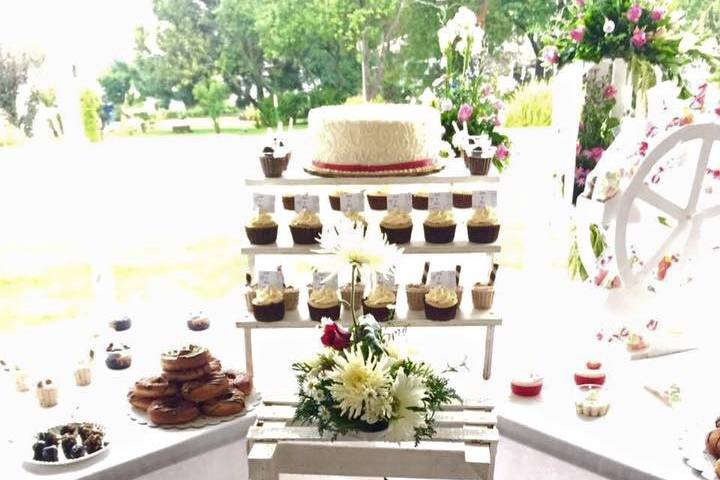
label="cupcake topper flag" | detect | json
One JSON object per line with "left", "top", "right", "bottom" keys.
{"left": 489, "top": 263, "right": 499, "bottom": 286}
{"left": 455, "top": 265, "right": 462, "bottom": 286}
{"left": 421, "top": 261, "right": 430, "bottom": 285}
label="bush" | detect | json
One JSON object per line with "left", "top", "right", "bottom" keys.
{"left": 242, "top": 104, "right": 260, "bottom": 124}
{"left": 309, "top": 87, "right": 351, "bottom": 108}
{"left": 344, "top": 94, "right": 386, "bottom": 105}
{"left": 0, "top": 114, "right": 27, "bottom": 146}
{"left": 186, "top": 105, "right": 207, "bottom": 118}
{"left": 257, "top": 91, "right": 310, "bottom": 127}
{"left": 80, "top": 89, "right": 102, "bottom": 142}
{"left": 503, "top": 80, "right": 552, "bottom": 128}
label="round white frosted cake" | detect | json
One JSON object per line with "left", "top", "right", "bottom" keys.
{"left": 307, "top": 104, "right": 441, "bottom": 176}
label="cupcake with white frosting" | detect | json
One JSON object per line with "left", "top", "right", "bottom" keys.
{"left": 307, "top": 286, "right": 340, "bottom": 322}
{"left": 380, "top": 209, "right": 413, "bottom": 244}
{"left": 423, "top": 210, "right": 456, "bottom": 244}
{"left": 362, "top": 284, "right": 396, "bottom": 322}
{"left": 467, "top": 206, "right": 500, "bottom": 244}
{"left": 252, "top": 287, "right": 285, "bottom": 322}
{"left": 245, "top": 212, "right": 278, "bottom": 245}
{"left": 423, "top": 286, "right": 459, "bottom": 321}
{"left": 289, "top": 210, "right": 323, "bottom": 245}
{"left": 575, "top": 385, "right": 609, "bottom": 417}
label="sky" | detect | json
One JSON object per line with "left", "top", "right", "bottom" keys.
{"left": 0, "top": 0, "right": 154, "bottom": 82}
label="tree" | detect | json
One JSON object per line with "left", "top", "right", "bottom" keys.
{"left": 192, "top": 78, "right": 229, "bottom": 133}
{"left": 98, "top": 61, "right": 135, "bottom": 105}
{"left": 80, "top": 89, "right": 101, "bottom": 142}
{"left": 0, "top": 48, "right": 43, "bottom": 136}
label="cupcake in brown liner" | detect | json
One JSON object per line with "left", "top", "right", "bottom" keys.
{"left": 380, "top": 209, "right": 413, "bottom": 244}
{"left": 328, "top": 191, "right": 345, "bottom": 211}
{"left": 453, "top": 191, "right": 472, "bottom": 209}
{"left": 366, "top": 191, "right": 388, "bottom": 210}
{"left": 289, "top": 210, "right": 323, "bottom": 245}
{"left": 252, "top": 287, "right": 285, "bottom": 322}
{"left": 307, "top": 287, "right": 341, "bottom": 321}
{"left": 463, "top": 148, "right": 492, "bottom": 176}
{"left": 472, "top": 283, "right": 495, "bottom": 310}
{"left": 412, "top": 192, "right": 429, "bottom": 210}
{"left": 362, "top": 285, "right": 396, "bottom": 322}
{"left": 341, "top": 282, "right": 364, "bottom": 314}
{"left": 259, "top": 153, "right": 284, "bottom": 178}
{"left": 467, "top": 207, "right": 500, "bottom": 244}
{"left": 283, "top": 286, "right": 299, "bottom": 311}
{"left": 424, "top": 286, "right": 459, "bottom": 321}
{"left": 423, "top": 210, "right": 456, "bottom": 244}
{"left": 245, "top": 212, "right": 278, "bottom": 245}
{"left": 282, "top": 195, "right": 295, "bottom": 211}
{"left": 406, "top": 283, "right": 429, "bottom": 311}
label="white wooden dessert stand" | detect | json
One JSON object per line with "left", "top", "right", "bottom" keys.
{"left": 247, "top": 394, "right": 499, "bottom": 480}
{"left": 238, "top": 162, "right": 503, "bottom": 380}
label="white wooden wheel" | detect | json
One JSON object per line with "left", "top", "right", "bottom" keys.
{"left": 613, "top": 123, "right": 720, "bottom": 286}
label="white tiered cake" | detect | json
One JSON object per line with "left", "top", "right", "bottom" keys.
{"left": 306, "top": 104, "right": 441, "bottom": 176}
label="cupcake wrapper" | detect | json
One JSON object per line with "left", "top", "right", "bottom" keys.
{"left": 290, "top": 225, "right": 322, "bottom": 245}
{"left": 341, "top": 287, "right": 364, "bottom": 314}
{"left": 329, "top": 195, "right": 341, "bottom": 211}
{"left": 472, "top": 287, "right": 495, "bottom": 310}
{"left": 380, "top": 225, "right": 412, "bottom": 244}
{"left": 424, "top": 300, "right": 458, "bottom": 321}
{"left": 456, "top": 286, "right": 464, "bottom": 305}
{"left": 74, "top": 369, "right": 92, "bottom": 386}
{"left": 245, "top": 225, "right": 278, "bottom": 245}
{"left": 308, "top": 303, "right": 341, "bottom": 322}
{"left": 282, "top": 196, "right": 295, "bottom": 211}
{"left": 253, "top": 301, "right": 285, "bottom": 322}
{"left": 467, "top": 224, "right": 500, "bottom": 244}
{"left": 464, "top": 154, "right": 491, "bottom": 176}
{"left": 406, "top": 287, "right": 428, "bottom": 311}
{"left": 283, "top": 289, "right": 299, "bottom": 311}
{"left": 423, "top": 224, "right": 456, "bottom": 244}
{"left": 453, "top": 193, "right": 472, "bottom": 209}
{"left": 37, "top": 388, "right": 58, "bottom": 408}
{"left": 362, "top": 302, "right": 392, "bottom": 322}
{"left": 367, "top": 195, "right": 387, "bottom": 210}
{"left": 259, "top": 155, "right": 284, "bottom": 178}
{"left": 412, "top": 195, "right": 429, "bottom": 210}
{"left": 281, "top": 152, "right": 291, "bottom": 171}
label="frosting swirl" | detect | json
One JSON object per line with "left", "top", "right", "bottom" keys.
{"left": 364, "top": 285, "right": 395, "bottom": 308}
{"left": 424, "top": 287, "right": 458, "bottom": 308}
{"left": 246, "top": 212, "right": 277, "bottom": 228}
{"left": 381, "top": 209, "right": 412, "bottom": 228}
{"left": 424, "top": 210, "right": 455, "bottom": 227}
{"left": 308, "top": 287, "right": 339, "bottom": 308}
{"left": 467, "top": 207, "right": 498, "bottom": 226}
{"left": 290, "top": 210, "right": 322, "bottom": 228}
{"left": 252, "top": 287, "right": 283, "bottom": 305}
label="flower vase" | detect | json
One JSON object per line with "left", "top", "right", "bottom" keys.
{"left": 348, "top": 419, "right": 389, "bottom": 440}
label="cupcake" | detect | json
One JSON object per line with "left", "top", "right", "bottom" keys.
{"left": 36, "top": 379, "right": 58, "bottom": 408}
{"left": 308, "top": 287, "right": 341, "bottom": 322}
{"left": 259, "top": 152, "right": 285, "bottom": 178}
{"left": 423, "top": 210, "right": 456, "bottom": 244}
{"left": 574, "top": 361, "right": 606, "bottom": 386}
{"left": 453, "top": 191, "right": 472, "bottom": 209}
{"left": 575, "top": 385, "right": 609, "bottom": 417}
{"left": 464, "top": 145, "right": 493, "bottom": 176}
{"left": 15, "top": 367, "right": 29, "bottom": 392}
{"left": 472, "top": 282, "right": 495, "bottom": 309}
{"left": 282, "top": 194, "right": 295, "bottom": 211}
{"left": 245, "top": 212, "right": 278, "bottom": 245}
{"left": 412, "top": 192, "right": 429, "bottom": 210}
{"left": 187, "top": 311, "right": 210, "bottom": 331}
{"left": 109, "top": 316, "right": 132, "bottom": 332}
{"left": 328, "top": 191, "right": 346, "bottom": 211}
{"left": 366, "top": 191, "right": 388, "bottom": 210}
{"left": 467, "top": 207, "right": 500, "bottom": 244}
{"left": 362, "top": 285, "right": 396, "bottom": 322}
{"left": 283, "top": 286, "right": 300, "bottom": 311}
{"left": 340, "top": 282, "right": 364, "bottom": 314}
{"left": 105, "top": 343, "right": 132, "bottom": 370}
{"left": 252, "top": 287, "right": 285, "bottom": 322}
{"left": 74, "top": 360, "right": 92, "bottom": 387}
{"left": 289, "top": 210, "right": 323, "bottom": 245}
{"left": 405, "top": 283, "right": 429, "bottom": 311}
{"left": 380, "top": 209, "right": 413, "bottom": 244}
{"left": 511, "top": 374, "right": 544, "bottom": 397}
{"left": 424, "top": 286, "right": 459, "bottom": 321}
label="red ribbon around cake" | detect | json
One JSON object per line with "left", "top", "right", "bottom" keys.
{"left": 312, "top": 158, "right": 434, "bottom": 173}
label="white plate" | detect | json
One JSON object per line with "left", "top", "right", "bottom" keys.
{"left": 23, "top": 423, "right": 109, "bottom": 467}
{"left": 679, "top": 425, "right": 718, "bottom": 480}
{"left": 128, "top": 389, "right": 261, "bottom": 430}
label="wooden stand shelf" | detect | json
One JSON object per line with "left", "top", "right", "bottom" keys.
{"left": 242, "top": 240, "right": 501, "bottom": 256}
{"left": 248, "top": 395, "right": 499, "bottom": 480}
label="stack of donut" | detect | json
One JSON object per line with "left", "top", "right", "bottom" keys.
{"left": 128, "top": 345, "right": 253, "bottom": 426}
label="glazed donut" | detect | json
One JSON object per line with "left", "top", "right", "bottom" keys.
{"left": 148, "top": 397, "right": 199, "bottom": 425}
{"left": 200, "top": 389, "right": 246, "bottom": 417}
{"left": 133, "top": 376, "right": 178, "bottom": 398}
{"left": 128, "top": 390, "right": 154, "bottom": 410}
{"left": 161, "top": 345, "right": 211, "bottom": 371}
{"left": 180, "top": 373, "right": 229, "bottom": 403}
{"left": 224, "top": 370, "right": 253, "bottom": 396}
{"left": 161, "top": 363, "right": 212, "bottom": 382}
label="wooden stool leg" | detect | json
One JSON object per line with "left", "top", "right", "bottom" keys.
{"left": 248, "top": 443, "right": 279, "bottom": 480}
{"left": 487, "top": 442, "right": 498, "bottom": 480}
{"left": 483, "top": 325, "right": 495, "bottom": 380}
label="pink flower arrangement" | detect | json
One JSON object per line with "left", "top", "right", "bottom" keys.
{"left": 570, "top": 26, "right": 585, "bottom": 43}
{"left": 543, "top": 47, "right": 560, "bottom": 65}
{"left": 576, "top": 142, "right": 582, "bottom": 156}
{"left": 320, "top": 321, "right": 351, "bottom": 350}
{"left": 638, "top": 141, "right": 649, "bottom": 156}
{"left": 575, "top": 0, "right": 585, "bottom": 7}
{"left": 602, "top": 84, "right": 617, "bottom": 100}
{"left": 650, "top": 8, "right": 664, "bottom": 21}
{"left": 626, "top": 3, "right": 643, "bottom": 23}
{"left": 631, "top": 28, "right": 647, "bottom": 48}
{"left": 715, "top": 106, "right": 720, "bottom": 117}
{"left": 457, "top": 103, "right": 473, "bottom": 123}
{"left": 590, "top": 147, "right": 604, "bottom": 161}
{"left": 496, "top": 144, "right": 509, "bottom": 160}
{"left": 575, "top": 166, "right": 590, "bottom": 186}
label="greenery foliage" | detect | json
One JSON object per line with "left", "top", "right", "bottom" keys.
{"left": 80, "top": 90, "right": 102, "bottom": 142}
{"left": 0, "top": 48, "right": 43, "bottom": 136}
{"left": 256, "top": 91, "right": 310, "bottom": 128}
{"left": 503, "top": 80, "right": 552, "bottom": 127}
{"left": 192, "top": 78, "right": 230, "bottom": 133}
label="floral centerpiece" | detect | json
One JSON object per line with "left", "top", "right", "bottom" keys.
{"left": 293, "top": 225, "right": 459, "bottom": 443}
{"left": 423, "top": 7, "right": 510, "bottom": 172}
{"left": 544, "top": 0, "right": 719, "bottom": 99}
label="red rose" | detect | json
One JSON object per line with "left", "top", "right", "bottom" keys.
{"left": 320, "top": 321, "right": 351, "bottom": 350}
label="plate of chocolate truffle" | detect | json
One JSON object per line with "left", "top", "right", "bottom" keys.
{"left": 26, "top": 422, "right": 109, "bottom": 466}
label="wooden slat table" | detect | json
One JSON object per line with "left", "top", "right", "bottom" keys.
{"left": 247, "top": 396, "right": 499, "bottom": 480}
